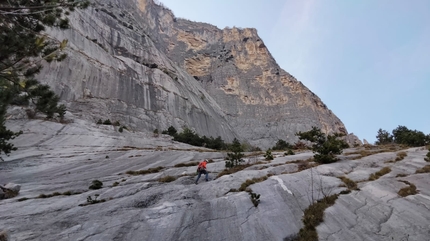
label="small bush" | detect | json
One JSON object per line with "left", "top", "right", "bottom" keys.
{"left": 249, "top": 192, "right": 261, "bottom": 207}
{"left": 96, "top": 119, "right": 102, "bottom": 124}
{"left": 79, "top": 195, "right": 106, "bottom": 206}
{"left": 17, "top": 197, "right": 29, "bottom": 202}
{"left": 398, "top": 181, "right": 418, "bottom": 197}
{"left": 113, "top": 121, "right": 121, "bottom": 126}
{"left": 126, "top": 166, "right": 164, "bottom": 175}
{"left": 284, "top": 149, "right": 295, "bottom": 156}
{"left": 89, "top": 180, "right": 103, "bottom": 190}
{"left": 158, "top": 176, "right": 176, "bottom": 183}
{"left": 415, "top": 165, "right": 430, "bottom": 174}
{"left": 102, "top": 119, "right": 112, "bottom": 125}
{"left": 368, "top": 167, "right": 391, "bottom": 181}
{"left": 396, "top": 174, "right": 408, "bottom": 178}
{"left": 118, "top": 127, "right": 123, "bottom": 133}
{"left": 264, "top": 149, "right": 274, "bottom": 161}
{"left": 63, "top": 191, "right": 72, "bottom": 196}
{"left": 112, "top": 182, "right": 119, "bottom": 187}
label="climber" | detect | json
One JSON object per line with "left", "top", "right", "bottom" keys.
{"left": 195, "top": 159, "right": 209, "bottom": 184}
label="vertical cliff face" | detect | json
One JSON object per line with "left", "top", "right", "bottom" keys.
{"left": 36, "top": 0, "right": 351, "bottom": 148}
{"left": 135, "top": 0, "right": 348, "bottom": 147}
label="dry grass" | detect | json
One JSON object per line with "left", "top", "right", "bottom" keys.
{"left": 158, "top": 176, "right": 177, "bottom": 183}
{"left": 174, "top": 161, "right": 199, "bottom": 167}
{"left": 126, "top": 166, "right": 164, "bottom": 175}
{"left": 238, "top": 176, "right": 269, "bottom": 191}
{"left": 386, "top": 152, "right": 408, "bottom": 163}
{"left": 216, "top": 164, "right": 253, "bottom": 178}
{"left": 339, "top": 176, "right": 358, "bottom": 190}
{"left": 398, "top": 181, "right": 418, "bottom": 197}
{"left": 0, "top": 230, "right": 9, "bottom": 241}
{"left": 245, "top": 151, "right": 264, "bottom": 157}
{"left": 368, "top": 167, "right": 391, "bottom": 181}
{"left": 415, "top": 165, "right": 430, "bottom": 174}
{"left": 295, "top": 194, "right": 339, "bottom": 241}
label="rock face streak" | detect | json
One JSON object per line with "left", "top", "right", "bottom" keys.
{"left": 38, "top": 0, "right": 348, "bottom": 148}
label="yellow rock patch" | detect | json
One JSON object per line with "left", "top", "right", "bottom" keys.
{"left": 177, "top": 31, "right": 207, "bottom": 51}
{"left": 184, "top": 55, "right": 212, "bottom": 76}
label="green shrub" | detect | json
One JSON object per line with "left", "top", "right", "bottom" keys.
{"left": 375, "top": 128, "right": 393, "bottom": 145}
{"left": 89, "top": 180, "right": 103, "bottom": 190}
{"left": 102, "top": 119, "right": 112, "bottom": 125}
{"left": 272, "top": 139, "right": 293, "bottom": 151}
{"left": 226, "top": 138, "right": 244, "bottom": 168}
{"left": 264, "top": 149, "right": 274, "bottom": 161}
{"left": 284, "top": 149, "right": 295, "bottom": 156}
{"left": 17, "top": 197, "right": 29, "bottom": 202}
{"left": 296, "top": 127, "right": 348, "bottom": 164}
{"left": 118, "top": 127, "right": 123, "bottom": 133}
{"left": 249, "top": 192, "right": 261, "bottom": 207}
{"left": 392, "top": 125, "right": 427, "bottom": 147}
{"left": 79, "top": 195, "right": 106, "bottom": 206}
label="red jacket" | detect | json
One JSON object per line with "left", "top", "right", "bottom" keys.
{"left": 197, "top": 161, "right": 207, "bottom": 170}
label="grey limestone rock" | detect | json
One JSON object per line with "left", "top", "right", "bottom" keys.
{"left": 33, "top": 0, "right": 356, "bottom": 149}
{"left": 1, "top": 119, "right": 429, "bottom": 240}
{"left": 4, "top": 183, "right": 21, "bottom": 193}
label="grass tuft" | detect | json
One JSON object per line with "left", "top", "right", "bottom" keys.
{"left": 415, "top": 165, "right": 430, "bottom": 174}
{"left": 174, "top": 162, "right": 199, "bottom": 167}
{"left": 126, "top": 166, "right": 164, "bottom": 175}
{"left": 398, "top": 181, "right": 418, "bottom": 197}
{"left": 368, "top": 167, "right": 391, "bottom": 181}
{"left": 238, "top": 176, "right": 268, "bottom": 191}
{"left": 339, "top": 176, "right": 358, "bottom": 190}
{"left": 158, "top": 176, "right": 177, "bottom": 183}
{"left": 217, "top": 164, "right": 253, "bottom": 178}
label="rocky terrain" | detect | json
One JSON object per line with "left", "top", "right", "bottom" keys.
{"left": 34, "top": 0, "right": 360, "bottom": 149}
{"left": 0, "top": 116, "right": 429, "bottom": 240}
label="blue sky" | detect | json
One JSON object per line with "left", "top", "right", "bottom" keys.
{"left": 160, "top": 0, "right": 430, "bottom": 143}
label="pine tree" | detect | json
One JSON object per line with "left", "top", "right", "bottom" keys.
{"left": 226, "top": 138, "right": 244, "bottom": 168}
{"left": 296, "top": 127, "right": 348, "bottom": 164}
{"left": 0, "top": 0, "right": 89, "bottom": 157}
